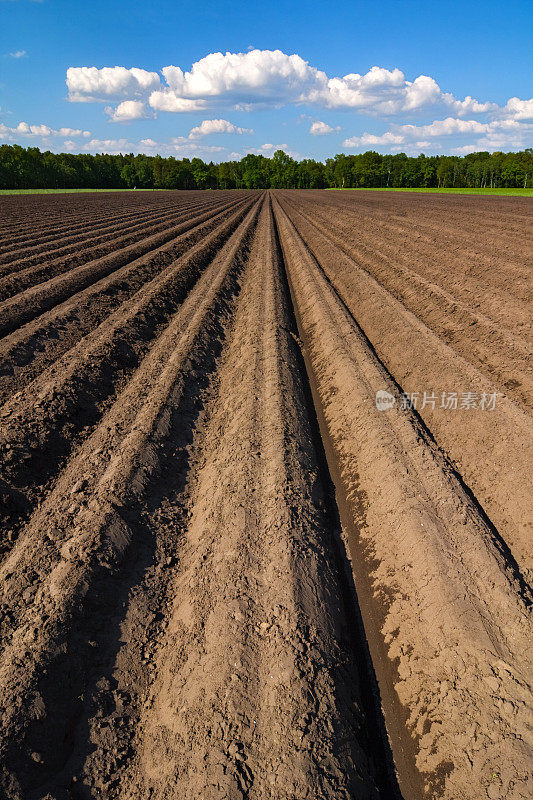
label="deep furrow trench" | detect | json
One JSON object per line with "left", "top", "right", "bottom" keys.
{"left": 271, "top": 198, "right": 420, "bottom": 800}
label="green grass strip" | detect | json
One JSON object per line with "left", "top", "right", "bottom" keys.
{"left": 327, "top": 187, "right": 533, "bottom": 196}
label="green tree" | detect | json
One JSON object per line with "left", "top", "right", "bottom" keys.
{"left": 0, "top": 143, "right": 531, "bottom": 191}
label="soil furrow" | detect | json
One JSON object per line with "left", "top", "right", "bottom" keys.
{"left": 273, "top": 195, "right": 533, "bottom": 800}
{"left": 0, "top": 196, "right": 233, "bottom": 302}
{"left": 0, "top": 197, "right": 211, "bottom": 266}
{"left": 302, "top": 200, "right": 532, "bottom": 330}
{"left": 0, "top": 200, "right": 253, "bottom": 405}
{"left": 0, "top": 197, "right": 263, "bottom": 797}
{"left": 0, "top": 199, "right": 257, "bottom": 551}
{"left": 279, "top": 195, "right": 533, "bottom": 404}
{"left": 320, "top": 190, "right": 532, "bottom": 247}
{"left": 101, "top": 200, "right": 386, "bottom": 799}
{"left": 281, "top": 193, "right": 532, "bottom": 327}
{"left": 0, "top": 188, "right": 529, "bottom": 800}
{"left": 275, "top": 193, "right": 533, "bottom": 578}
{"left": 0, "top": 192, "right": 211, "bottom": 245}
{"left": 0, "top": 198, "right": 253, "bottom": 356}
{"left": 0, "top": 202, "right": 178, "bottom": 251}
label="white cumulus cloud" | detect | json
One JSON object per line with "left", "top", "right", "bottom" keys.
{"left": 83, "top": 138, "right": 133, "bottom": 154}
{"left": 66, "top": 66, "right": 160, "bottom": 102}
{"left": 151, "top": 57, "right": 453, "bottom": 114}
{"left": 67, "top": 49, "right": 514, "bottom": 120}
{"left": 188, "top": 118, "right": 253, "bottom": 137}
{"left": 501, "top": 97, "right": 533, "bottom": 120}
{"left": 152, "top": 51, "right": 322, "bottom": 107}
{"left": 7, "top": 50, "right": 27, "bottom": 59}
{"left": 309, "top": 120, "right": 340, "bottom": 135}
{"left": 446, "top": 95, "right": 498, "bottom": 115}
{"left": 1, "top": 121, "right": 91, "bottom": 141}
{"left": 343, "top": 116, "right": 533, "bottom": 152}
{"left": 57, "top": 127, "right": 86, "bottom": 136}
{"left": 105, "top": 100, "right": 147, "bottom": 122}
{"left": 311, "top": 69, "right": 442, "bottom": 113}
{"left": 17, "top": 122, "right": 53, "bottom": 136}
{"left": 343, "top": 131, "right": 405, "bottom": 146}
{"left": 148, "top": 94, "right": 207, "bottom": 112}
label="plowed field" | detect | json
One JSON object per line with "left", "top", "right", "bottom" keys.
{"left": 0, "top": 189, "right": 531, "bottom": 800}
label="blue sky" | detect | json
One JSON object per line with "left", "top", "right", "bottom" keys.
{"left": 1, "top": 0, "right": 532, "bottom": 160}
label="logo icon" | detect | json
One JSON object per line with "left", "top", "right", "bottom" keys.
{"left": 375, "top": 389, "right": 396, "bottom": 411}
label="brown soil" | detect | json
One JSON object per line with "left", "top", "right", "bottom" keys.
{"left": 0, "top": 189, "right": 531, "bottom": 800}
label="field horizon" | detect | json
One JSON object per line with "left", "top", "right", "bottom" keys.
{"left": 1, "top": 186, "right": 532, "bottom": 196}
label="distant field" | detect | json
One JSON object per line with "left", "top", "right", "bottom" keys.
{"left": 0, "top": 188, "right": 163, "bottom": 195}
{"left": 329, "top": 186, "right": 533, "bottom": 196}
{"left": 2, "top": 187, "right": 532, "bottom": 196}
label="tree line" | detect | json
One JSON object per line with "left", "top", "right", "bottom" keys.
{"left": 0, "top": 144, "right": 531, "bottom": 190}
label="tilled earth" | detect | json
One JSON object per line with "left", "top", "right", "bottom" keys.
{"left": 0, "top": 189, "right": 531, "bottom": 800}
